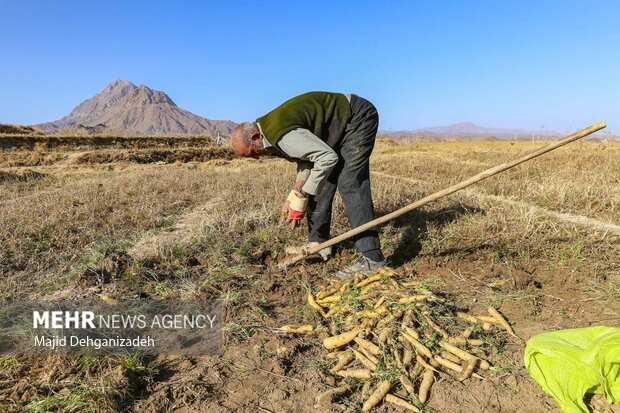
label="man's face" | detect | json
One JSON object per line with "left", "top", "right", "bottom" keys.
{"left": 237, "top": 141, "right": 266, "bottom": 159}
{"left": 247, "top": 142, "right": 264, "bottom": 159}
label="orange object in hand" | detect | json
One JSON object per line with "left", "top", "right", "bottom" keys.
{"left": 281, "top": 182, "right": 306, "bottom": 221}
{"left": 286, "top": 190, "right": 308, "bottom": 229}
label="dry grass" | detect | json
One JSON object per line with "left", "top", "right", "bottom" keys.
{"left": 0, "top": 138, "right": 618, "bottom": 412}
{"left": 0, "top": 124, "right": 44, "bottom": 135}
{"left": 373, "top": 140, "right": 620, "bottom": 222}
{"left": 0, "top": 133, "right": 217, "bottom": 150}
{"left": 2, "top": 140, "right": 618, "bottom": 298}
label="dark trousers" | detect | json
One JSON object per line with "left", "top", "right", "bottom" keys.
{"left": 307, "top": 94, "right": 381, "bottom": 255}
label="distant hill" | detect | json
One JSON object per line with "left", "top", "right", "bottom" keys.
{"left": 379, "top": 122, "right": 562, "bottom": 139}
{"left": 34, "top": 80, "right": 237, "bottom": 136}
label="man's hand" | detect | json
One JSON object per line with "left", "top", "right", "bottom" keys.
{"left": 280, "top": 182, "right": 305, "bottom": 221}
{"left": 293, "top": 181, "right": 304, "bottom": 192}
{"left": 284, "top": 190, "right": 308, "bottom": 229}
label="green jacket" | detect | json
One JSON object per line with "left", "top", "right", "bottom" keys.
{"left": 256, "top": 91, "right": 351, "bottom": 149}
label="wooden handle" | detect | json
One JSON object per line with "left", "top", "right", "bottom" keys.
{"left": 278, "top": 121, "right": 606, "bottom": 269}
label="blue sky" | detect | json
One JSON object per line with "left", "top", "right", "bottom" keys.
{"left": 1, "top": 1, "right": 619, "bottom": 133}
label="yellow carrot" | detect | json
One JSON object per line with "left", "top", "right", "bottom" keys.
{"left": 393, "top": 347, "right": 403, "bottom": 370}
{"left": 357, "top": 274, "right": 382, "bottom": 288}
{"left": 404, "top": 326, "right": 420, "bottom": 340}
{"left": 439, "top": 340, "right": 490, "bottom": 369}
{"left": 336, "top": 369, "right": 372, "bottom": 379}
{"left": 325, "top": 303, "right": 348, "bottom": 318}
{"left": 361, "top": 281, "right": 380, "bottom": 294}
{"left": 434, "top": 356, "right": 484, "bottom": 379}
{"left": 434, "top": 355, "right": 461, "bottom": 372}
{"left": 423, "top": 314, "right": 449, "bottom": 338}
{"left": 354, "top": 337, "right": 381, "bottom": 355}
{"left": 358, "top": 310, "right": 381, "bottom": 319}
{"left": 488, "top": 307, "right": 518, "bottom": 338}
{"left": 416, "top": 355, "right": 440, "bottom": 373}
{"left": 326, "top": 350, "right": 346, "bottom": 359}
{"left": 400, "top": 375, "right": 415, "bottom": 395}
{"left": 316, "top": 286, "right": 339, "bottom": 299}
{"left": 418, "top": 369, "right": 434, "bottom": 403}
{"left": 476, "top": 315, "right": 503, "bottom": 324}
{"left": 448, "top": 336, "right": 467, "bottom": 346}
{"left": 378, "top": 267, "right": 396, "bottom": 277}
{"left": 362, "top": 380, "right": 391, "bottom": 411}
{"left": 403, "top": 349, "right": 413, "bottom": 365}
{"left": 330, "top": 352, "right": 354, "bottom": 373}
{"left": 402, "top": 333, "right": 433, "bottom": 359}
{"left": 374, "top": 306, "right": 389, "bottom": 316}
{"left": 99, "top": 294, "right": 119, "bottom": 304}
{"left": 314, "top": 384, "right": 349, "bottom": 406}
{"left": 456, "top": 311, "right": 479, "bottom": 323}
{"left": 385, "top": 394, "right": 422, "bottom": 412}
{"left": 377, "top": 310, "right": 403, "bottom": 328}
{"left": 458, "top": 358, "right": 478, "bottom": 381}
{"left": 279, "top": 325, "right": 313, "bottom": 333}
{"left": 317, "top": 295, "right": 341, "bottom": 304}
{"left": 361, "top": 381, "right": 372, "bottom": 400}
{"left": 440, "top": 351, "right": 461, "bottom": 364}
{"left": 308, "top": 293, "right": 328, "bottom": 317}
{"left": 359, "top": 346, "right": 379, "bottom": 364}
{"left": 323, "top": 329, "right": 360, "bottom": 349}
{"left": 401, "top": 310, "right": 412, "bottom": 330}
{"left": 398, "top": 294, "right": 431, "bottom": 304}
{"left": 378, "top": 327, "right": 393, "bottom": 344}
{"left": 373, "top": 296, "right": 387, "bottom": 309}
{"left": 388, "top": 279, "right": 402, "bottom": 290}
{"left": 353, "top": 349, "right": 377, "bottom": 371}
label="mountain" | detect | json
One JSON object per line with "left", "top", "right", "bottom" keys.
{"left": 35, "top": 80, "right": 237, "bottom": 136}
{"left": 380, "top": 122, "right": 562, "bottom": 139}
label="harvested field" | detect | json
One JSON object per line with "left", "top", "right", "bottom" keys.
{"left": 0, "top": 134, "right": 215, "bottom": 151}
{"left": 0, "top": 137, "right": 619, "bottom": 412}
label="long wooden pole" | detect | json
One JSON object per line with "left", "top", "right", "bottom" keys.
{"left": 278, "top": 121, "right": 606, "bottom": 269}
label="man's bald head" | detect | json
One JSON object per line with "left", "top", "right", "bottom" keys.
{"left": 231, "top": 122, "right": 266, "bottom": 159}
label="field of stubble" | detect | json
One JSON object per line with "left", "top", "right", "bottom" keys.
{"left": 0, "top": 135, "right": 618, "bottom": 412}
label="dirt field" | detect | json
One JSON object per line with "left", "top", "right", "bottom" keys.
{"left": 0, "top": 135, "right": 618, "bottom": 412}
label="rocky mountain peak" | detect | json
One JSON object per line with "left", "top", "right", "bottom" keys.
{"left": 68, "top": 80, "right": 136, "bottom": 119}
{"left": 127, "top": 85, "right": 176, "bottom": 106}
{"left": 34, "top": 80, "right": 236, "bottom": 136}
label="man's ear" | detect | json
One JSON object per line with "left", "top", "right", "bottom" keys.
{"left": 250, "top": 129, "right": 262, "bottom": 142}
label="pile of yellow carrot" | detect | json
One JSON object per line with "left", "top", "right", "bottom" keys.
{"left": 281, "top": 268, "right": 517, "bottom": 411}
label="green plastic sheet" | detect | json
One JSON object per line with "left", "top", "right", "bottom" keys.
{"left": 524, "top": 326, "right": 620, "bottom": 413}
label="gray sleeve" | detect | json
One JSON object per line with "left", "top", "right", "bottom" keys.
{"left": 277, "top": 128, "right": 339, "bottom": 195}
